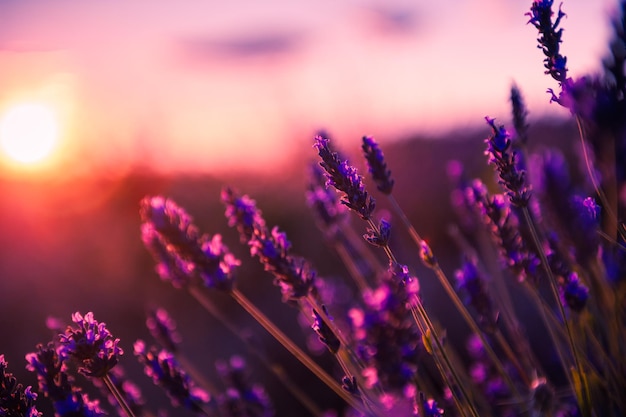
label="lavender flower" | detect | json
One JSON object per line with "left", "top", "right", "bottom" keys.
{"left": 59, "top": 311, "right": 122, "bottom": 378}
{"left": 510, "top": 84, "right": 529, "bottom": 147}
{"left": 526, "top": 0, "right": 568, "bottom": 85}
{"left": 348, "top": 262, "right": 421, "bottom": 391}
{"left": 561, "top": 272, "right": 589, "bottom": 312}
{"left": 314, "top": 135, "right": 376, "bottom": 220}
{"left": 419, "top": 240, "right": 437, "bottom": 268}
{"left": 141, "top": 196, "right": 241, "bottom": 291}
{"left": 248, "top": 226, "right": 316, "bottom": 301}
{"left": 361, "top": 136, "right": 394, "bottom": 195}
{"left": 142, "top": 223, "right": 194, "bottom": 288}
{"left": 133, "top": 340, "right": 209, "bottom": 412}
{"left": 311, "top": 306, "right": 341, "bottom": 354}
{"left": 221, "top": 187, "right": 266, "bottom": 243}
{"left": 468, "top": 180, "right": 540, "bottom": 285}
{"left": 305, "top": 163, "right": 349, "bottom": 240}
{"left": 484, "top": 117, "right": 531, "bottom": 208}
{"left": 422, "top": 397, "right": 444, "bottom": 417}
{"left": 363, "top": 218, "right": 391, "bottom": 247}
{"left": 26, "top": 343, "right": 105, "bottom": 417}
{"left": 215, "top": 356, "right": 274, "bottom": 417}
{"left": 146, "top": 308, "right": 182, "bottom": 353}
{"left": 0, "top": 355, "right": 41, "bottom": 417}
{"left": 223, "top": 188, "right": 315, "bottom": 302}
{"left": 455, "top": 259, "right": 498, "bottom": 333}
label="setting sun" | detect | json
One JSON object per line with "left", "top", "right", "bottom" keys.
{"left": 0, "top": 103, "right": 60, "bottom": 164}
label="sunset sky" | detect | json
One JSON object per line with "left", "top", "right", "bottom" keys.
{"left": 0, "top": 0, "right": 619, "bottom": 176}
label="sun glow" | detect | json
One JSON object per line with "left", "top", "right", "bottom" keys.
{"left": 0, "top": 103, "right": 60, "bottom": 165}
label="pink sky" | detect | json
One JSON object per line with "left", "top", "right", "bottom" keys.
{"left": 0, "top": 0, "right": 619, "bottom": 176}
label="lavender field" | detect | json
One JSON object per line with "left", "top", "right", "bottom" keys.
{"left": 1, "top": 1, "right": 625, "bottom": 417}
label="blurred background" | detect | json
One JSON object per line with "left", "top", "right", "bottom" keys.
{"left": 0, "top": 0, "right": 618, "bottom": 415}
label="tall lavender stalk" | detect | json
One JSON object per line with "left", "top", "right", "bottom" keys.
{"left": 360, "top": 135, "right": 523, "bottom": 395}
{"left": 484, "top": 116, "right": 592, "bottom": 416}
{"left": 315, "top": 134, "right": 481, "bottom": 417}
{"left": 140, "top": 195, "right": 365, "bottom": 414}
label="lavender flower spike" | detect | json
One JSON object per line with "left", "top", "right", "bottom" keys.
{"left": 146, "top": 308, "right": 182, "bottom": 353}
{"left": 362, "top": 136, "right": 394, "bottom": 194}
{"left": 314, "top": 135, "right": 376, "bottom": 220}
{"left": 1, "top": 354, "right": 41, "bottom": 417}
{"left": 484, "top": 117, "right": 531, "bottom": 208}
{"left": 59, "top": 311, "right": 123, "bottom": 378}
{"left": 141, "top": 196, "right": 241, "bottom": 291}
{"left": 222, "top": 188, "right": 315, "bottom": 302}
{"left": 526, "top": 0, "right": 568, "bottom": 85}
{"left": 26, "top": 343, "right": 105, "bottom": 417}
{"left": 133, "top": 340, "right": 209, "bottom": 412}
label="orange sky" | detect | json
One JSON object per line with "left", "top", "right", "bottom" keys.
{"left": 0, "top": 0, "right": 619, "bottom": 176}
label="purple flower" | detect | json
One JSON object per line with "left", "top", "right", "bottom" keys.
{"left": 133, "top": 340, "right": 209, "bottom": 412}
{"left": 561, "top": 272, "right": 589, "bottom": 312}
{"left": 526, "top": 0, "right": 568, "bottom": 85}
{"left": 484, "top": 117, "right": 531, "bottom": 208}
{"left": 146, "top": 308, "right": 182, "bottom": 353}
{"left": 348, "top": 262, "right": 421, "bottom": 391}
{"left": 469, "top": 180, "right": 540, "bottom": 285}
{"left": 223, "top": 188, "right": 316, "bottom": 302}
{"left": 422, "top": 397, "right": 444, "bottom": 417}
{"left": 25, "top": 343, "right": 105, "bottom": 417}
{"left": 142, "top": 223, "right": 194, "bottom": 288}
{"left": 419, "top": 240, "right": 437, "bottom": 268}
{"left": 221, "top": 186, "right": 266, "bottom": 243}
{"left": 141, "top": 196, "right": 240, "bottom": 291}
{"left": 248, "top": 226, "right": 316, "bottom": 301}
{"left": 311, "top": 306, "right": 341, "bottom": 354}
{"left": 215, "top": 356, "right": 274, "bottom": 417}
{"left": 363, "top": 218, "right": 391, "bottom": 247}
{"left": 361, "top": 136, "right": 394, "bottom": 195}
{"left": 59, "top": 311, "right": 122, "bottom": 378}
{"left": 455, "top": 259, "right": 498, "bottom": 333}
{"left": 305, "top": 163, "right": 349, "bottom": 239}
{"left": 510, "top": 84, "right": 529, "bottom": 147}
{"left": 314, "top": 135, "right": 376, "bottom": 220}
{"left": 0, "top": 355, "right": 41, "bottom": 417}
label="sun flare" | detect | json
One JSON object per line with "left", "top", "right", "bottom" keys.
{"left": 0, "top": 103, "right": 60, "bottom": 165}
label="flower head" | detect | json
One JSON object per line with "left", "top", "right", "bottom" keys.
{"left": 526, "top": 0, "right": 568, "bottom": 85}
{"left": 59, "top": 311, "right": 122, "bottom": 378}
{"left": 134, "top": 340, "right": 210, "bottom": 412}
{"left": 361, "top": 136, "right": 394, "bottom": 195}
{"left": 0, "top": 355, "right": 41, "bottom": 417}
{"left": 455, "top": 259, "right": 498, "bottom": 333}
{"left": 305, "top": 163, "right": 349, "bottom": 239}
{"left": 311, "top": 306, "right": 341, "bottom": 354}
{"left": 26, "top": 343, "right": 105, "bottom": 417}
{"left": 363, "top": 218, "right": 391, "bottom": 247}
{"left": 215, "top": 356, "right": 274, "bottom": 417}
{"left": 314, "top": 135, "right": 376, "bottom": 220}
{"left": 141, "top": 196, "right": 240, "bottom": 291}
{"left": 561, "top": 272, "right": 589, "bottom": 312}
{"left": 223, "top": 188, "right": 316, "bottom": 302}
{"left": 146, "top": 308, "right": 182, "bottom": 353}
{"left": 221, "top": 186, "right": 266, "bottom": 243}
{"left": 484, "top": 117, "right": 531, "bottom": 208}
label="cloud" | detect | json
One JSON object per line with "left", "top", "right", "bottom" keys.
{"left": 175, "top": 29, "right": 307, "bottom": 64}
